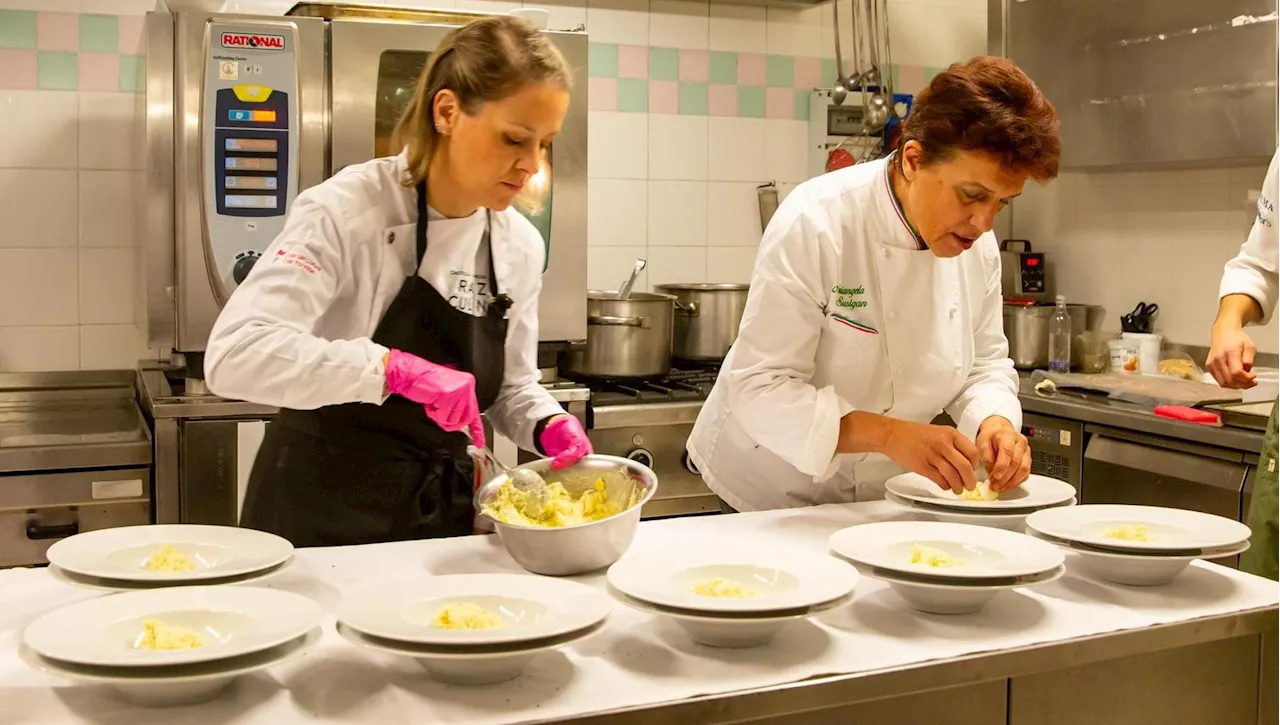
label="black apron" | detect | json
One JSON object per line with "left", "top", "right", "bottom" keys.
{"left": 240, "top": 181, "right": 511, "bottom": 547}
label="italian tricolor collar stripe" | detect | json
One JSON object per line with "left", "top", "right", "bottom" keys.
{"left": 882, "top": 152, "right": 927, "bottom": 250}
{"left": 833, "top": 313, "right": 878, "bottom": 335}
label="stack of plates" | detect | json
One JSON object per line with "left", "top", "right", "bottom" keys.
{"left": 1025, "top": 504, "right": 1252, "bottom": 586}
{"left": 21, "top": 586, "right": 322, "bottom": 706}
{"left": 44, "top": 525, "right": 294, "bottom": 590}
{"left": 885, "top": 473, "right": 1078, "bottom": 530}
{"left": 829, "top": 521, "right": 1066, "bottom": 614}
{"left": 606, "top": 550, "right": 859, "bottom": 648}
{"left": 337, "top": 574, "right": 611, "bottom": 685}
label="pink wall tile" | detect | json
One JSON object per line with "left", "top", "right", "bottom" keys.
{"left": 78, "top": 52, "right": 120, "bottom": 92}
{"left": 899, "top": 64, "right": 926, "bottom": 94}
{"left": 37, "top": 12, "right": 78, "bottom": 52}
{"left": 708, "top": 84, "right": 737, "bottom": 117}
{"left": 738, "top": 53, "right": 765, "bottom": 86}
{"left": 588, "top": 77, "right": 618, "bottom": 111}
{"left": 649, "top": 80, "right": 678, "bottom": 114}
{"left": 618, "top": 45, "right": 648, "bottom": 80}
{"left": 678, "top": 49, "right": 708, "bottom": 83}
{"left": 0, "top": 50, "right": 37, "bottom": 90}
{"left": 793, "top": 56, "right": 821, "bottom": 88}
{"left": 117, "top": 15, "right": 144, "bottom": 55}
{"left": 765, "top": 87, "right": 792, "bottom": 119}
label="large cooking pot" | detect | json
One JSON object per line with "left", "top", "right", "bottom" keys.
{"left": 1002, "top": 302, "right": 1106, "bottom": 369}
{"left": 654, "top": 283, "right": 750, "bottom": 363}
{"left": 561, "top": 291, "right": 675, "bottom": 380}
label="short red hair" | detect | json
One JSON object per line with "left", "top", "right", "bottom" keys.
{"left": 897, "top": 56, "right": 1060, "bottom": 181}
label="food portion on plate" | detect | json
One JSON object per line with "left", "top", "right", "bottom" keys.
{"left": 1102, "top": 523, "right": 1151, "bottom": 543}
{"left": 430, "top": 603, "right": 506, "bottom": 631}
{"left": 135, "top": 619, "right": 206, "bottom": 651}
{"left": 958, "top": 482, "right": 999, "bottom": 503}
{"left": 482, "top": 478, "right": 637, "bottom": 528}
{"left": 143, "top": 544, "right": 196, "bottom": 573}
{"left": 909, "top": 544, "right": 964, "bottom": 568}
{"left": 692, "top": 576, "right": 757, "bottom": 599}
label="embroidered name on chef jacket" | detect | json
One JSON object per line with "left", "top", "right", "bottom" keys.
{"left": 448, "top": 271, "right": 491, "bottom": 316}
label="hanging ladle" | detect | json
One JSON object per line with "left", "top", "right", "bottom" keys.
{"left": 615, "top": 258, "right": 646, "bottom": 300}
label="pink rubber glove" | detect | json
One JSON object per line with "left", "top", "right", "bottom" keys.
{"left": 540, "top": 415, "right": 592, "bottom": 470}
{"left": 384, "top": 350, "right": 486, "bottom": 448}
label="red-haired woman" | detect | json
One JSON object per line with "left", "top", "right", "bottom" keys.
{"left": 688, "top": 56, "right": 1061, "bottom": 512}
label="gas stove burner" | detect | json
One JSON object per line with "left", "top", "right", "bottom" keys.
{"left": 577, "top": 366, "right": 722, "bottom": 406}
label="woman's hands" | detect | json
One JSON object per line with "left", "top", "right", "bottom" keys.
{"left": 974, "top": 415, "right": 1031, "bottom": 492}
{"left": 880, "top": 419, "right": 981, "bottom": 494}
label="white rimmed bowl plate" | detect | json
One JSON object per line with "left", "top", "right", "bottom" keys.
{"left": 885, "top": 491, "right": 1076, "bottom": 531}
{"left": 829, "top": 521, "right": 1064, "bottom": 581}
{"left": 1025, "top": 504, "right": 1251, "bottom": 553}
{"left": 1027, "top": 530, "right": 1252, "bottom": 586}
{"left": 45, "top": 524, "right": 293, "bottom": 582}
{"left": 885, "top": 473, "right": 1077, "bottom": 512}
{"left": 865, "top": 563, "right": 1067, "bottom": 615}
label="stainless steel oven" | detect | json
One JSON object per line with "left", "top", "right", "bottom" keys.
{"left": 140, "top": 3, "right": 588, "bottom": 369}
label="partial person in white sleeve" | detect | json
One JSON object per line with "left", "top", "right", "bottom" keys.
{"left": 204, "top": 17, "right": 591, "bottom": 546}
{"left": 687, "top": 57, "right": 1061, "bottom": 512}
{"left": 1207, "top": 148, "right": 1277, "bottom": 581}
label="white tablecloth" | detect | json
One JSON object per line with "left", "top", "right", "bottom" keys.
{"left": 2, "top": 502, "right": 1276, "bottom": 725}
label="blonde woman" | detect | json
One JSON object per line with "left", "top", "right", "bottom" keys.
{"left": 205, "top": 16, "right": 591, "bottom": 546}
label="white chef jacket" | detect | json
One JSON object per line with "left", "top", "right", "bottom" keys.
{"left": 687, "top": 156, "right": 1022, "bottom": 512}
{"left": 204, "top": 152, "right": 565, "bottom": 452}
{"left": 1219, "top": 148, "right": 1279, "bottom": 323}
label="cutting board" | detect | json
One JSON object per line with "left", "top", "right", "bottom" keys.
{"left": 1032, "top": 371, "right": 1243, "bottom": 408}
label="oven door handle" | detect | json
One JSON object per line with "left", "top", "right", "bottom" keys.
{"left": 26, "top": 520, "right": 80, "bottom": 540}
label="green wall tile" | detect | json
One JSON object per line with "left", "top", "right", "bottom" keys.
{"left": 793, "top": 89, "right": 811, "bottom": 121}
{"left": 766, "top": 55, "right": 793, "bottom": 87}
{"left": 924, "top": 66, "right": 943, "bottom": 84}
{"left": 79, "top": 14, "right": 118, "bottom": 53}
{"left": 738, "top": 85, "right": 765, "bottom": 118}
{"left": 709, "top": 51, "right": 737, "bottom": 85}
{"left": 821, "top": 58, "right": 837, "bottom": 86}
{"left": 618, "top": 78, "right": 648, "bottom": 112}
{"left": 588, "top": 42, "right": 618, "bottom": 78}
{"left": 0, "top": 10, "right": 37, "bottom": 50}
{"left": 37, "top": 51, "right": 77, "bottom": 90}
{"left": 649, "top": 47, "right": 678, "bottom": 81}
{"left": 679, "top": 82, "right": 708, "bottom": 115}
{"left": 119, "top": 54, "right": 143, "bottom": 92}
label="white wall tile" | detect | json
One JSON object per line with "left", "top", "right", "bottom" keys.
{"left": 538, "top": 0, "right": 588, "bottom": 30}
{"left": 0, "top": 327, "right": 79, "bottom": 373}
{"left": 588, "top": 111, "right": 648, "bottom": 179}
{"left": 646, "top": 245, "right": 707, "bottom": 286}
{"left": 589, "top": 245, "right": 649, "bottom": 292}
{"left": 0, "top": 91, "right": 78, "bottom": 169}
{"left": 709, "top": 3, "right": 766, "bottom": 52}
{"left": 650, "top": 0, "right": 709, "bottom": 49}
{"left": 764, "top": 119, "right": 810, "bottom": 183}
{"left": 818, "top": 0, "right": 853, "bottom": 61}
{"left": 586, "top": 0, "right": 649, "bottom": 45}
{"left": 0, "top": 170, "right": 77, "bottom": 248}
{"left": 648, "top": 114, "right": 708, "bottom": 181}
{"left": 707, "top": 181, "right": 762, "bottom": 246}
{"left": 79, "top": 248, "right": 135, "bottom": 325}
{"left": 0, "top": 249, "right": 78, "bottom": 326}
{"left": 765, "top": 6, "right": 822, "bottom": 57}
{"left": 80, "top": 324, "right": 156, "bottom": 371}
{"left": 648, "top": 180, "right": 707, "bottom": 247}
{"left": 708, "top": 117, "right": 766, "bottom": 182}
{"left": 79, "top": 170, "right": 141, "bottom": 248}
{"left": 887, "top": 4, "right": 984, "bottom": 67}
{"left": 78, "top": 93, "right": 139, "bottom": 171}
{"left": 587, "top": 179, "right": 648, "bottom": 246}
{"left": 706, "top": 246, "right": 757, "bottom": 283}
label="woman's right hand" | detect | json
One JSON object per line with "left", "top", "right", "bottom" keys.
{"left": 881, "top": 419, "right": 981, "bottom": 494}
{"left": 384, "top": 349, "right": 486, "bottom": 447}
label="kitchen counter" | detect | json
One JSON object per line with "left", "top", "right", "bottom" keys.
{"left": 2, "top": 501, "right": 1276, "bottom": 725}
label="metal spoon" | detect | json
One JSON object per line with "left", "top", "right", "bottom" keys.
{"left": 615, "top": 258, "right": 646, "bottom": 300}
{"left": 466, "top": 438, "right": 551, "bottom": 519}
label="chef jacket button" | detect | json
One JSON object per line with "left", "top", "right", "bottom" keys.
{"left": 388, "top": 231, "right": 396, "bottom": 244}
{"left": 888, "top": 310, "right": 897, "bottom": 319}
{"left": 949, "top": 307, "right": 958, "bottom": 318}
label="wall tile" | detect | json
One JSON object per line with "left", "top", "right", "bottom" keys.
{"left": 588, "top": 76, "right": 618, "bottom": 111}
{"left": 37, "top": 11, "right": 77, "bottom": 52}
{"left": 0, "top": 90, "right": 77, "bottom": 168}
{"left": 0, "top": 248, "right": 78, "bottom": 326}
{"left": 765, "top": 6, "right": 821, "bottom": 57}
{"left": 888, "top": 3, "right": 984, "bottom": 68}
{"left": 648, "top": 46, "right": 678, "bottom": 80}
{"left": 118, "top": 53, "right": 141, "bottom": 92}
{"left": 647, "top": 245, "right": 707, "bottom": 285}
{"left": 765, "top": 86, "right": 792, "bottom": 119}
{"left": 116, "top": 13, "right": 143, "bottom": 54}
{"left": 79, "top": 170, "right": 138, "bottom": 247}
{"left": 37, "top": 51, "right": 76, "bottom": 90}
{"left": 708, "top": 50, "right": 736, "bottom": 84}
{"left": 708, "top": 83, "right": 736, "bottom": 116}
{"left": 588, "top": 245, "right": 649, "bottom": 292}
{"left": 648, "top": 180, "right": 708, "bottom": 248}
{"left": 765, "top": 55, "right": 793, "bottom": 87}
{"left": 0, "top": 49, "right": 37, "bottom": 89}
{"left": 679, "top": 82, "right": 707, "bottom": 115}
{"left": 793, "top": 55, "right": 820, "bottom": 88}
{"left": 77, "top": 51, "right": 118, "bottom": 92}
{"left": 0, "top": 326, "right": 79, "bottom": 372}
{"left": 617, "top": 77, "right": 648, "bottom": 112}
{"left": 737, "top": 52, "right": 765, "bottom": 85}
{"left": 79, "top": 247, "right": 134, "bottom": 324}
{"left": 678, "top": 48, "right": 708, "bottom": 82}
{"left": 587, "top": 110, "right": 647, "bottom": 179}
{"left": 0, "top": 10, "right": 37, "bottom": 49}
{"left": 706, "top": 246, "right": 758, "bottom": 283}
{"left": 737, "top": 85, "right": 765, "bottom": 118}
{"left": 78, "top": 14, "right": 116, "bottom": 53}
{"left": 764, "top": 119, "right": 810, "bottom": 182}
{"left": 586, "top": 0, "right": 649, "bottom": 46}
{"left": 708, "top": 117, "right": 766, "bottom": 182}
{"left": 648, "top": 113, "right": 707, "bottom": 180}
{"left": 588, "top": 42, "right": 619, "bottom": 77}
{"left": 707, "top": 181, "right": 762, "bottom": 246}
{"left": 78, "top": 91, "right": 136, "bottom": 169}
{"left": 649, "top": 0, "right": 709, "bottom": 50}
{"left": 649, "top": 79, "right": 677, "bottom": 114}
{"left": 709, "top": 3, "right": 765, "bottom": 53}
{"left": 587, "top": 179, "right": 648, "bottom": 247}
{"left": 617, "top": 44, "right": 648, "bottom": 79}
{"left": 0, "top": 169, "right": 77, "bottom": 248}
{"left": 80, "top": 324, "right": 154, "bottom": 370}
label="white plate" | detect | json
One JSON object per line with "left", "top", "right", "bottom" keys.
{"left": 337, "top": 620, "right": 602, "bottom": 686}
{"left": 885, "top": 473, "right": 1077, "bottom": 511}
{"left": 46, "top": 525, "right": 293, "bottom": 582}
{"left": 1025, "top": 504, "right": 1251, "bottom": 553}
{"left": 21, "top": 627, "right": 320, "bottom": 708}
{"left": 886, "top": 491, "right": 1077, "bottom": 531}
{"left": 828, "top": 521, "right": 1064, "bottom": 581}
{"left": 45, "top": 558, "right": 292, "bottom": 591}
{"left": 864, "top": 564, "right": 1067, "bottom": 615}
{"left": 1027, "top": 530, "right": 1251, "bottom": 586}
{"left": 338, "top": 574, "right": 611, "bottom": 647}
{"left": 24, "top": 585, "right": 323, "bottom": 668}
{"left": 606, "top": 548, "right": 858, "bottom": 614}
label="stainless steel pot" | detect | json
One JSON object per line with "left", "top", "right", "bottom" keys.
{"left": 1003, "top": 303, "right": 1106, "bottom": 370}
{"left": 654, "top": 283, "right": 750, "bottom": 363}
{"left": 562, "top": 291, "right": 675, "bottom": 379}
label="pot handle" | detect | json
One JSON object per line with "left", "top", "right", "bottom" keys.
{"left": 588, "top": 314, "right": 651, "bottom": 329}
{"left": 673, "top": 300, "right": 699, "bottom": 317}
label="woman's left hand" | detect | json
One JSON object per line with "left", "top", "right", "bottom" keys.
{"left": 976, "top": 416, "right": 1031, "bottom": 492}
{"left": 540, "top": 415, "right": 593, "bottom": 470}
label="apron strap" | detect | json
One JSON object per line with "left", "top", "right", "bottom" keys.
{"left": 414, "top": 180, "right": 429, "bottom": 267}
{"left": 415, "top": 180, "right": 511, "bottom": 312}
